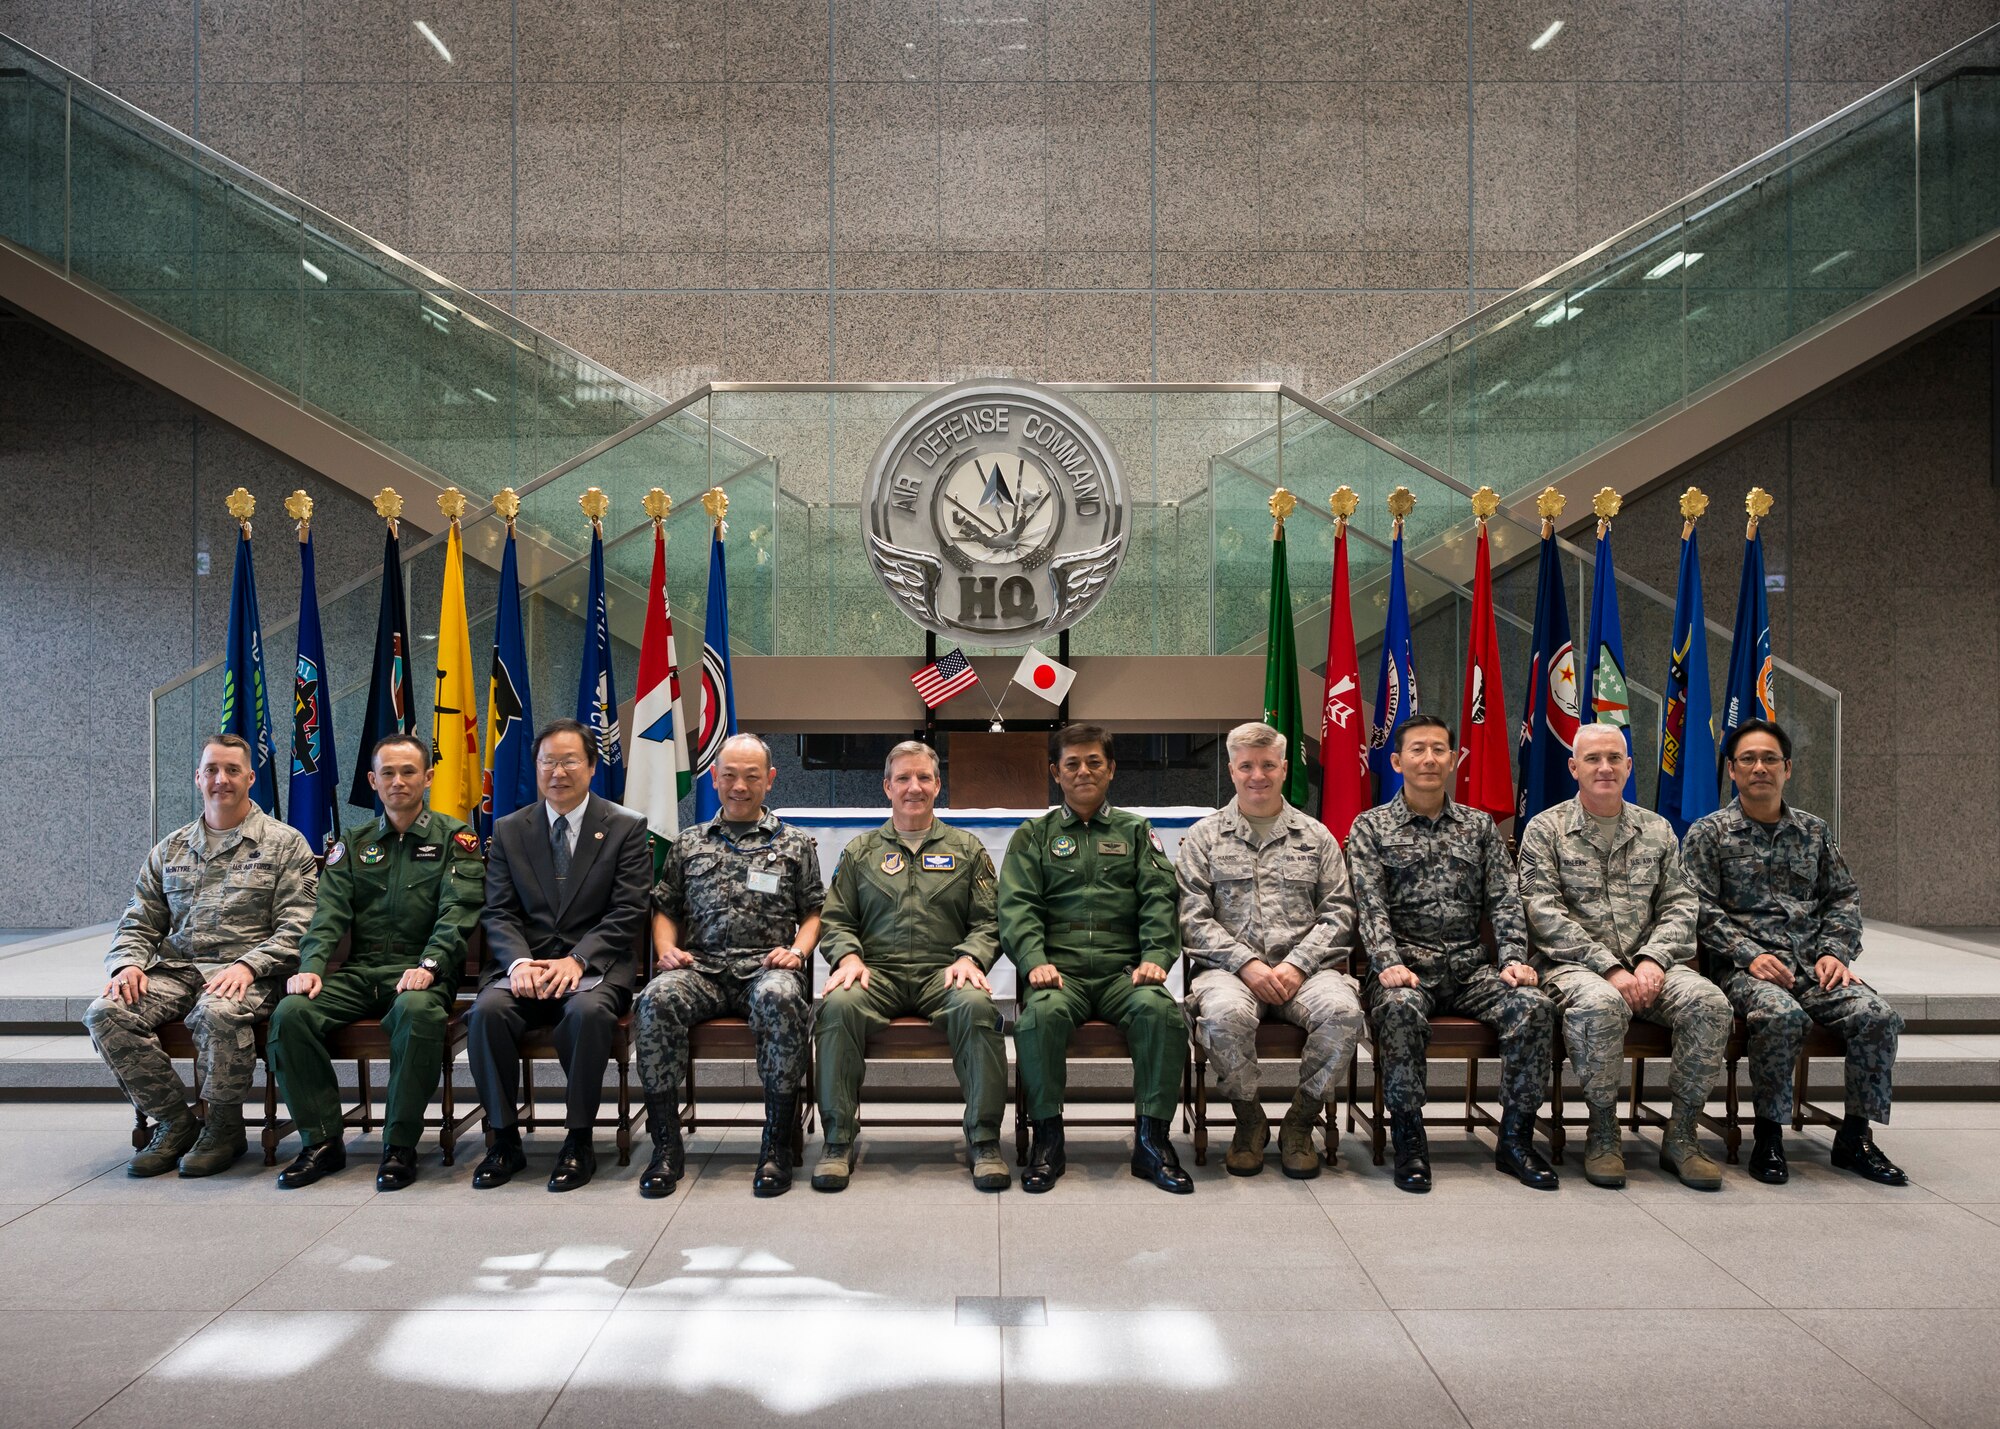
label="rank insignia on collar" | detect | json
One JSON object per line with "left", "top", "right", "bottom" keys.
{"left": 1051, "top": 834, "right": 1078, "bottom": 859}
{"left": 359, "top": 846, "right": 385, "bottom": 866}
{"left": 881, "top": 850, "right": 907, "bottom": 875}
{"left": 325, "top": 843, "right": 345, "bottom": 867}
{"left": 921, "top": 853, "right": 956, "bottom": 871}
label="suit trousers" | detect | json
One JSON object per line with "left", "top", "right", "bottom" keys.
{"left": 467, "top": 981, "right": 632, "bottom": 1131}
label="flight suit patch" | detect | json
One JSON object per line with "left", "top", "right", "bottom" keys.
{"left": 1096, "top": 839, "right": 1128, "bottom": 855}
{"left": 1051, "top": 835, "right": 1077, "bottom": 859}
{"left": 881, "top": 850, "right": 907, "bottom": 875}
{"left": 921, "top": 853, "right": 956, "bottom": 871}
{"left": 325, "top": 843, "right": 345, "bottom": 866}
{"left": 451, "top": 831, "right": 481, "bottom": 856}
{"left": 359, "top": 846, "right": 385, "bottom": 866}
{"left": 414, "top": 843, "right": 443, "bottom": 861}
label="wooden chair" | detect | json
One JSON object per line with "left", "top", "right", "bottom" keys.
{"left": 1186, "top": 1021, "right": 1339, "bottom": 1167}
{"left": 681, "top": 1018, "right": 813, "bottom": 1159}
{"left": 128, "top": 1022, "right": 284, "bottom": 1163}
{"left": 1009, "top": 1020, "right": 1194, "bottom": 1165}
{"left": 1791, "top": 1023, "right": 1851, "bottom": 1135}
{"left": 1347, "top": 1016, "right": 1559, "bottom": 1165}
{"left": 1548, "top": 1019, "right": 1746, "bottom": 1165}
{"left": 835, "top": 1015, "right": 990, "bottom": 1135}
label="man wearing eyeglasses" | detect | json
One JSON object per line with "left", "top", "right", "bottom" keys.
{"left": 1681, "top": 719, "right": 1907, "bottom": 1187}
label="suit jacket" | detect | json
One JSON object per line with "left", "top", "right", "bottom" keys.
{"left": 481, "top": 794, "right": 653, "bottom": 994}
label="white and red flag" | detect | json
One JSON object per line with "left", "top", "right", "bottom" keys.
{"left": 1317, "top": 522, "right": 1370, "bottom": 842}
{"left": 629, "top": 522, "right": 691, "bottom": 863}
{"left": 1010, "top": 648, "right": 1077, "bottom": 705}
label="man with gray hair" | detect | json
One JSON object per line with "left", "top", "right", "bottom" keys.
{"left": 1176, "top": 722, "right": 1364, "bottom": 1177}
{"left": 811, "top": 740, "right": 1008, "bottom": 1191}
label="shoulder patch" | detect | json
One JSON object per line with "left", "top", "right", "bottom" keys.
{"left": 452, "top": 830, "right": 480, "bottom": 855}
{"left": 325, "top": 842, "right": 345, "bottom": 866}
{"left": 1149, "top": 830, "right": 1164, "bottom": 853}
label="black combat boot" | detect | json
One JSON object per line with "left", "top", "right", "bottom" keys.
{"left": 1022, "top": 1116, "right": 1066, "bottom": 1193}
{"left": 753, "top": 1091, "right": 796, "bottom": 1198}
{"left": 1494, "top": 1108, "right": 1559, "bottom": 1190}
{"left": 472, "top": 1127, "right": 527, "bottom": 1189}
{"left": 639, "top": 1094, "right": 684, "bottom": 1199}
{"left": 1830, "top": 1115, "right": 1908, "bottom": 1186}
{"left": 1131, "top": 1114, "right": 1194, "bottom": 1194}
{"left": 1389, "top": 1111, "right": 1431, "bottom": 1194}
{"left": 1749, "top": 1116, "right": 1789, "bottom": 1184}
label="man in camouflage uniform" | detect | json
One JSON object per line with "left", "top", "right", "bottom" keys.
{"left": 812, "top": 740, "right": 1008, "bottom": 1192}
{"left": 1178, "top": 721, "right": 1362, "bottom": 1179}
{"left": 1001, "top": 723, "right": 1192, "bottom": 1196}
{"left": 87, "top": 733, "right": 317, "bottom": 1177}
{"left": 638, "top": 733, "right": 824, "bottom": 1198}
{"left": 1518, "top": 724, "right": 1730, "bottom": 1190}
{"left": 1347, "top": 715, "right": 1558, "bottom": 1193}
{"left": 267, "top": 734, "right": 486, "bottom": 1190}
{"left": 1682, "top": 719, "right": 1907, "bottom": 1186}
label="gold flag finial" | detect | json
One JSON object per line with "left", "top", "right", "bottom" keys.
{"left": 1329, "top": 485, "right": 1359, "bottom": 523}
{"left": 1268, "top": 487, "right": 1297, "bottom": 536}
{"left": 1592, "top": 486, "right": 1622, "bottom": 522}
{"left": 702, "top": 486, "right": 729, "bottom": 527}
{"left": 373, "top": 488, "right": 403, "bottom": 523}
{"left": 1535, "top": 486, "right": 1566, "bottom": 520}
{"left": 1680, "top": 487, "right": 1709, "bottom": 521}
{"left": 1470, "top": 485, "right": 1501, "bottom": 524}
{"left": 493, "top": 487, "right": 521, "bottom": 523}
{"left": 284, "top": 490, "right": 313, "bottom": 541}
{"left": 225, "top": 487, "right": 255, "bottom": 528}
{"left": 579, "top": 487, "right": 609, "bottom": 523}
{"left": 1387, "top": 485, "right": 1416, "bottom": 521}
{"left": 643, "top": 487, "right": 673, "bottom": 522}
{"left": 437, "top": 486, "right": 467, "bottom": 522}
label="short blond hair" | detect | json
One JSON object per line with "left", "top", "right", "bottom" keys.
{"left": 1224, "top": 721, "right": 1286, "bottom": 759}
{"left": 883, "top": 740, "right": 940, "bottom": 779}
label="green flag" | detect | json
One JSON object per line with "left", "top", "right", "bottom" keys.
{"left": 1263, "top": 521, "right": 1309, "bottom": 807}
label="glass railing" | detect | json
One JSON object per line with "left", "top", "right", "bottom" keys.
{"left": 0, "top": 30, "right": 676, "bottom": 500}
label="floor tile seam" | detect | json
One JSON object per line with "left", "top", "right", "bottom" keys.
{"left": 605, "top": 1138, "right": 715, "bottom": 1311}
{"left": 1772, "top": 1305, "right": 1944, "bottom": 1429}
{"left": 69, "top": 1307, "right": 229, "bottom": 1429}
{"left": 530, "top": 1308, "right": 621, "bottom": 1429}
{"left": 1315, "top": 1202, "right": 1447, "bottom": 1350}
{"left": 1617, "top": 1188, "right": 1780, "bottom": 1311}
{"left": 214, "top": 1192, "right": 381, "bottom": 1317}
{"left": 1381, "top": 1307, "right": 1477, "bottom": 1429}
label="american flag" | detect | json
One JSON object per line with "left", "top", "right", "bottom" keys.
{"left": 911, "top": 648, "right": 979, "bottom": 708}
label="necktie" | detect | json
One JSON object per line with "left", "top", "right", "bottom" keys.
{"left": 552, "top": 815, "right": 571, "bottom": 884}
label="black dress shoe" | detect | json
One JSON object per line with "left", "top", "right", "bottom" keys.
{"left": 473, "top": 1130, "right": 528, "bottom": 1189}
{"left": 1831, "top": 1125, "right": 1909, "bottom": 1186}
{"left": 1130, "top": 1115, "right": 1194, "bottom": 1194}
{"left": 753, "top": 1093, "right": 795, "bottom": 1198}
{"left": 1022, "top": 1116, "right": 1066, "bottom": 1194}
{"left": 1494, "top": 1109, "right": 1559, "bottom": 1191}
{"left": 640, "top": 1094, "right": 684, "bottom": 1199}
{"left": 276, "top": 1138, "right": 346, "bottom": 1189}
{"left": 1389, "top": 1112, "right": 1432, "bottom": 1194}
{"left": 1749, "top": 1118, "right": 1789, "bottom": 1184}
{"left": 548, "top": 1129, "right": 597, "bottom": 1193}
{"left": 376, "top": 1144, "right": 419, "bottom": 1191}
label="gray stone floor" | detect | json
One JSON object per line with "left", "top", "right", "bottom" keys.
{"left": 3, "top": 1098, "right": 1999, "bottom": 1427}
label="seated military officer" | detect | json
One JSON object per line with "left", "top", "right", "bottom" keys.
{"left": 1681, "top": 719, "right": 1907, "bottom": 1186}
{"left": 812, "top": 740, "right": 1009, "bottom": 1193}
{"left": 1001, "top": 723, "right": 1192, "bottom": 1195}
{"left": 1177, "top": 721, "right": 1363, "bottom": 1179}
{"left": 637, "top": 733, "right": 824, "bottom": 1199}
{"left": 86, "top": 733, "right": 317, "bottom": 1178}
{"left": 1346, "top": 715, "right": 1558, "bottom": 1194}
{"left": 1517, "top": 723, "right": 1731, "bottom": 1190}
{"left": 267, "top": 734, "right": 485, "bottom": 1190}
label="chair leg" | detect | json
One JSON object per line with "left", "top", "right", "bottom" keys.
{"left": 616, "top": 1053, "right": 632, "bottom": 1167}
{"left": 1371, "top": 1044, "right": 1386, "bottom": 1167}
{"left": 440, "top": 1055, "right": 456, "bottom": 1167}
{"left": 1792, "top": 1049, "right": 1809, "bottom": 1133}
{"left": 1192, "top": 1051, "right": 1209, "bottom": 1167}
{"left": 1725, "top": 1056, "right": 1741, "bottom": 1163}
{"left": 357, "top": 1059, "right": 373, "bottom": 1132}
{"left": 1464, "top": 1056, "right": 1478, "bottom": 1132}
{"left": 262, "top": 1062, "right": 281, "bottom": 1165}
{"left": 1548, "top": 1050, "right": 1566, "bottom": 1165}
{"left": 131, "top": 1106, "right": 147, "bottom": 1152}
{"left": 684, "top": 1055, "right": 699, "bottom": 1134}
{"left": 1013, "top": 1073, "right": 1027, "bottom": 1167}
{"left": 1630, "top": 1057, "right": 1646, "bottom": 1132}
{"left": 1323, "top": 1098, "right": 1339, "bottom": 1164}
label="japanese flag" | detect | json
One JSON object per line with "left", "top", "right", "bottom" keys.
{"left": 1011, "top": 649, "right": 1077, "bottom": 705}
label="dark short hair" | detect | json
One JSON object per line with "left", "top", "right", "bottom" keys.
{"left": 533, "top": 718, "right": 599, "bottom": 765}
{"left": 1722, "top": 718, "right": 1791, "bottom": 765}
{"left": 1049, "top": 723, "right": 1114, "bottom": 764}
{"left": 199, "top": 732, "right": 254, "bottom": 766}
{"left": 1393, "top": 714, "right": 1455, "bottom": 753}
{"left": 370, "top": 732, "right": 431, "bottom": 769}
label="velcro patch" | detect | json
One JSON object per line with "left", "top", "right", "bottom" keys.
{"left": 452, "top": 830, "right": 481, "bottom": 856}
{"left": 1096, "top": 839, "right": 1128, "bottom": 855}
{"left": 413, "top": 843, "right": 443, "bottom": 861}
{"left": 921, "top": 853, "right": 957, "bottom": 871}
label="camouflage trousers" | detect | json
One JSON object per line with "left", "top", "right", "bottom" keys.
{"left": 1718, "top": 966, "right": 1902, "bottom": 1124}
{"left": 83, "top": 962, "right": 283, "bottom": 1119}
{"left": 636, "top": 962, "right": 811, "bottom": 1100}
{"left": 1187, "top": 967, "right": 1364, "bottom": 1103}
{"left": 1364, "top": 952, "right": 1555, "bottom": 1115}
{"left": 1542, "top": 963, "right": 1731, "bottom": 1111}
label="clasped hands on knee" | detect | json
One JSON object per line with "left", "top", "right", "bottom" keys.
{"left": 1749, "top": 951, "right": 1859, "bottom": 990}
{"left": 506, "top": 956, "right": 585, "bottom": 998}
{"left": 1238, "top": 960, "right": 1302, "bottom": 1006}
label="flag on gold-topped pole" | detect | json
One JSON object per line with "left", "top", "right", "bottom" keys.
{"left": 1317, "top": 487, "right": 1369, "bottom": 841}
{"left": 630, "top": 488, "right": 692, "bottom": 870}
{"left": 430, "top": 488, "right": 481, "bottom": 821}
{"left": 1261, "top": 488, "right": 1308, "bottom": 807}
{"left": 1454, "top": 488, "right": 1513, "bottom": 820}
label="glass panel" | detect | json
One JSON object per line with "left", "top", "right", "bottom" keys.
{"left": 1919, "top": 36, "right": 2000, "bottom": 263}
{"left": 0, "top": 59, "right": 69, "bottom": 261}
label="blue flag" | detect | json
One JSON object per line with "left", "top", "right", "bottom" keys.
{"left": 1515, "top": 529, "right": 1580, "bottom": 827}
{"left": 1656, "top": 524, "right": 1717, "bottom": 837}
{"left": 481, "top": 525, "right": 536, "bottom": 837}
{"left": 693, "top": 524, "right": 738, "bottom": 822}
{"left": 575, "top": 522, "right": 626, "bottom": 802}
{"left": 1580, "top": 525, "right": 1638, "bottom": 800}
{"left": 286, "top": 529, "right": 339, "bottom": 850}
{"left": 1367, "top": 526, "right": 1418, "bottom": 802}
{"left": 349, "top": 526, "right": 414, "bottom": 809}
{"left": 1721, "top": 529, "right": 1775, "bottom": 750}
{"left": 220, "top": 527, "right": 280, "bottom": 815}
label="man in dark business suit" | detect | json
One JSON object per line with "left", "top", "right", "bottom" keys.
{"left": 468, "top": 719, "right": 653, "bottom": 1192}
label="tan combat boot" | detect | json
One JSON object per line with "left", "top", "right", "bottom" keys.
{"left": 1278, "top": 1091, "right": 1322, "bottom": 1180}
{"left": 969, "top": 1139, "right": 1012, "bottom": 1192}
{"left": 1225, "top": 1100, "right": 1269, "bottom": 1176}
{"left": 1659, "top": 1102, "right": 1724, "bottom": 1190}
{"left": 127, "top": 1107, "right": 200, "bottom": 1178}
{"left": 178, "top": 1103, "right": 248, "bottom": 1177}
{"left": 811, "top": 1139, "right": 856, "bottom": 1192}
{"left": 1582, "top": 1103, "right": 1626, "bottom": 1188}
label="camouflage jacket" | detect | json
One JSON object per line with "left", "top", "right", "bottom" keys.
{"left": 1176, "top": 799, "right": 1357, "bottom": 977}
{"left": 819, "top": 820, "right": 999, "bottom": 975}
{"left": 1681, "top": 799, "right": 1861, "bottom": 972}
{"left": 106, "top": 805, "right": 318, "bottom": 980}
{"left": 652, "top": 810, "right": 825, "bottom": 977}
{"left": 1345, "top": 792, "right": 1527, "bottom": 974}
{"left": 1517, "top": 797, "right": 1697, "bottom": 975}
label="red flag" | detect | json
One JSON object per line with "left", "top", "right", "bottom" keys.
{"left": 1456, "top": 522, "right": 1515, "bottom": 820}
{"left": 1317, "top": 524, "right": 1370, "bottom": 842}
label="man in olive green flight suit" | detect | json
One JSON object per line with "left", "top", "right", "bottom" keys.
{"left": 1000, "top": 723, "right": 1192, "bottom": 1195}
{"left": 813, "top": 740, "right": 1008, "bottom": 1192}
{"left": 268, "top": 734, "right": 485, "bottom": 1190}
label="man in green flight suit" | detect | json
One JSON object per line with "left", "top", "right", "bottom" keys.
{"left": 267, "top": 733, "right": 485, "bottom": 1190}
{"left": 1000, "top": 723, "right": 1192, "bottom": 1195}
{"left": 813, "top": 740, "right": 1009, "bottom": 1193}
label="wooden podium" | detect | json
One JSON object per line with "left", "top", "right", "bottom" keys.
{"left": 946, "top": 732, "right": 1050, "bottom": 807}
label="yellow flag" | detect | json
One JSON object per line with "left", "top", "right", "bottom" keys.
{"left": 431, "top": 520, "right": 481, "bottom": 820}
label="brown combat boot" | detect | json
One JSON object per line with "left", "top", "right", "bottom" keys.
{"left": 128, "top": 1106, "right": 200, "bottom": 1178}
{"left": 1225, "top": 1100, "right": 1269, "bottom": 1176}
{"left": 1582, "top": 1103, "right": 1626, "bottom": 1188}
{"left": 1659, "top": 1101, "right": 1724, "bottom": 1190}
{"left": 177, "top": 1103, "right": 247, "bottom": 1177}
{"left": 1278, "top": 1091, "right": 1322, "bottom": 1179}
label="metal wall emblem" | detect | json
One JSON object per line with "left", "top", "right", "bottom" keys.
{"left": 863, "top": 381, "right": 1128, "bottom": 643}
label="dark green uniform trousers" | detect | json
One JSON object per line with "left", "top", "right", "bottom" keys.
{"left": 1015, "top": 970, "right": 1186, "bottom": 1122}
{"left": 815, "top": 967, "right": 1007, "bottom": 1144}
{"left": 268, "top": 967, "right": 454, "bottom": 1148}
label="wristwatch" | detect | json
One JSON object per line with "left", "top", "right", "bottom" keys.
{"left": 419, "top": 956, "right": 440, "bottom": 973}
